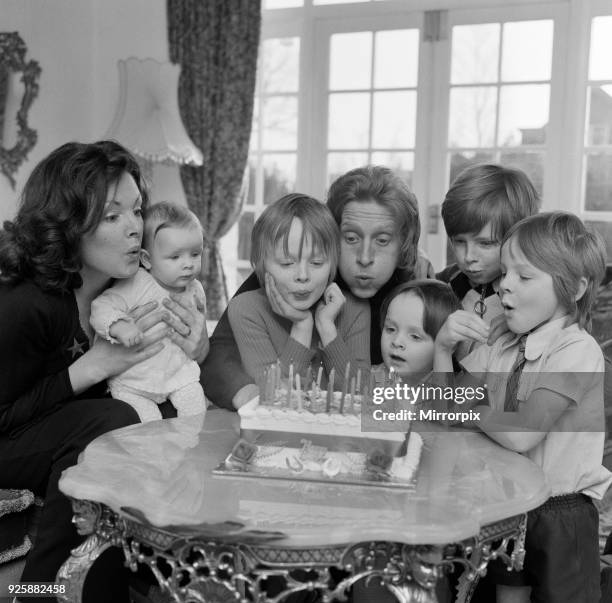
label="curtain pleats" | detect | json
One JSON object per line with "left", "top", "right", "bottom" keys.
{"left": 167, "top": 0, "right": 261, "bottom": 318}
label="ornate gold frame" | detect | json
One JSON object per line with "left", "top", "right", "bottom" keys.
{"left": 0, "top": 32, "right": 40, "bottom": 188}
{"left": 57, "top": 499, "right": 527, "bottom": 603}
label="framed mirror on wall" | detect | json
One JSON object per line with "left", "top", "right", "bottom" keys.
{"left": 0, "top": 32, "right": 40, "bottom": 189}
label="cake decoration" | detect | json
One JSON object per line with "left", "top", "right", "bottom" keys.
{"left": 218, "top": 362, "right": 422, "bottom": 487}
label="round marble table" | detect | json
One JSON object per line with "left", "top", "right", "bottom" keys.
{"left": 56, "top": 408, "right": 549, "bottom": 602}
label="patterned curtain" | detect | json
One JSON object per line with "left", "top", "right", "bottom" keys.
{"left": 167, "top": 0, "right": 261, "bottom": 318}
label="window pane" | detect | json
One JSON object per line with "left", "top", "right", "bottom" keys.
{"left": 374, "top": 29, "right": 419, "bottom": 88}
{"left": 264, "top": 0, "right": 302, "bottom": 7}
{"left": 586, "top": 85, "right": 612, "bottom": 146}
{"left": 372, "top": 91, "right": 416, "bottom": 148}
{"left": 501, "top": 21, "right": 553, "bottom": 82}
{"left": 330, "top": 32, "right": 372, "bottom": 90}
{"left": 371, "top": 151, "right": 414, "bottom": 188}
{"left": 449, "top": 151, "right": 496, "bottom": 185}
{"left": 584, "top": 221, "right": 612, "bottom": 263}
{"left": 327, "top": 152, "right": 369, "bottom": 185}
{"left": 328, "top": 92, "right": 370, "bottom": 148}
{"left": 448, "top": 87, "right": 497, "bottom": 148}
{"left": 451, "top": 23, "right": 499, "bottom": 85}
{"left": 238, "top": 213, "right": 254, "bottom": 261}
{"left": 263, "top": 38, "right": 300, "bottom": 94}
{"left": 498, "top": 84, "right": 550, "bottom": 146}
{"left": 498, "top": 151, "right": 544, "bottom": 195}
{"left": 315, "top": 0, "right": 368, "bottom": 4}
{"left": 262, "top": 96, "right": 298, "bottom": 150}
{"left": 585, "top": 153, "right": 612, "bottom": 211}
{"left": 263, "top": 153, "right": 297, "bottom": 205}
{"left": 249, "top": 98, "right": 259, "bottom": 152}
{"left": 589, "top": 16, "right": 612, "bottom": 81}
{"left": 246, "top": 158, "right": 257, "bottom": 206}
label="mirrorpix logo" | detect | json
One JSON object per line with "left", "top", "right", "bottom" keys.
{"left": 369, "top": 382, "right": 486, "bottom": 423}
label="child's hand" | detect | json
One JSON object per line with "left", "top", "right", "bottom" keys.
{"left": 435, "top": 310, "right": 489, "bottom": 352}
{"left": 315, "top": 283, "right": 345, "bottom": 325}
{"left": 109, "top": 319, "right": 144, "bottom": 347}
{"left": 265, "top": 273, "right": 312, "bottom": 324}
{"left": 314, "top": 284, "right": 345, "bottom": 347}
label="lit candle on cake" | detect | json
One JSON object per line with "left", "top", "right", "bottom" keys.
{"left": 275, "top": 361, "right": 282, "bottom": 394}
{"left": 349, "top": 376, "right": 356, "bottom": 413}
{"left": 356, "top": 368, "right": 362, "bottom": 393}
{"left": 367, "top": 370, "right": 375, "bottom": 403}
{"left": 316, "top": 365, "right": 323, "bottom": 390}
{"left": 305, "top": 365, "right": 312, "bottom": 389}
{"left": 340, "top": 361, "right": 350, "bottom": 414}
{"left": 287, "top": 363, "right": 294, "bottom": 408}
{"left": 326, "top": 368, "right": 335, "bottom": 413}
{"left": 266, "top": 365, "right": 276, "bottom": 404}
{"left": 295, "top": 373, "right": 302, "bottom": 411}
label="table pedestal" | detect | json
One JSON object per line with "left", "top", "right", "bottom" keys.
{"left": 56, "top": 499, "right": 526, "bottom": 603}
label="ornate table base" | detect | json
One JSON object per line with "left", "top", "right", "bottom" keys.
{"left": 57, "top": 500, "right": 526, "bottom": 603}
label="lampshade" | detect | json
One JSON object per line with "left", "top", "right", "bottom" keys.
{"left": 106, "top": 58, "right": 203, "bottom": 166}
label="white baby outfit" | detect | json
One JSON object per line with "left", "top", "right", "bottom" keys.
{"left": 90, "top": 268, "right": 207, "bottom": 422}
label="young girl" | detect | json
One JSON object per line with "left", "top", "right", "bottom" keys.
{"left": 90, "top": 202, "right": 208, "bottom": 422}
{"left": 435, "top": 212, "right": 612, "bottom": 602}
{"left": 227, "top": 193, "right": 370, "bottom": 389}
{"left": 378, "top": 280, "right": 461, "bottom": 383}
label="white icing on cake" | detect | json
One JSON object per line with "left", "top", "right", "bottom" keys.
{"left": 239, "top": 395, "right": 400, "bottom": 442}
{"left": 237, "top": 395, "right": 422, "bottom": 482}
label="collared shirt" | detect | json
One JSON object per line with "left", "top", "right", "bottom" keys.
{"left": 461, "top": 316, "right": 612, "bottom": 499}
{"left": 437, "top": 263, "right": 503, "bottom": 325}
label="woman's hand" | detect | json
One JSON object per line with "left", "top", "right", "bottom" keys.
{"left": 162, "top": 294, "right": 209, "bottom": 363}
{"left": 315, "top": 283, "right": 345, "bottom": 347}
{"left": 69, "top": 327, "right": 168, "bottom": 394}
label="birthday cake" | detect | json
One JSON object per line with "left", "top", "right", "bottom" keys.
{"left": 227, "top": 372, "right": 422, "bottom": 483}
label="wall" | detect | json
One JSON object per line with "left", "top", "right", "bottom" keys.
{"left": 0, "top": 0, "right": 168, "bottom": 223}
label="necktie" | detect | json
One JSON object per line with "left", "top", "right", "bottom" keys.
{"left": 504, "top": 335, "right": 528, "bottom": 412}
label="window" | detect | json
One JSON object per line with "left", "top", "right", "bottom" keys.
{"left": 583, "top": 13, "right": 612, "bottom": 259}
{"left": 326, "top": 28, "right": 419, "bottom": 187}
{"left": 447, "top": 20, "right": 553, "bottom": 192}
{"left": 224, "top": 0, "right": 612, "bottom": 293}
{"left": 233, "top": 35, "right": 301, "bottom": 289}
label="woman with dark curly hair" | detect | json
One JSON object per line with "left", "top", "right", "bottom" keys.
{"left": 0, "top": 140, "right": 207, "bottom": 602}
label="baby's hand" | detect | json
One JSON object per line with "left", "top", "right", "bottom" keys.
{"left": 435, "top": 310, "right": 489, "bottom": 352}
{"left": 109, "top": 319, "right": 144, "bottom": 347}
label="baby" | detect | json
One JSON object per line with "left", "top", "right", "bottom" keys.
{"left": 90, "top": 202, "right": 207, "bottom": 422}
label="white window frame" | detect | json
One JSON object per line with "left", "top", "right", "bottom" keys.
{"left": 225, "top": 0, "right": 611, "bottom": 295}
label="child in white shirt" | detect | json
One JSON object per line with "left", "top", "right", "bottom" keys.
{"left": 91, "top": 202, "right": 208, "bottom": 422}
{"left": 434, "top": 211, "right": 612, "bottom": 603}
